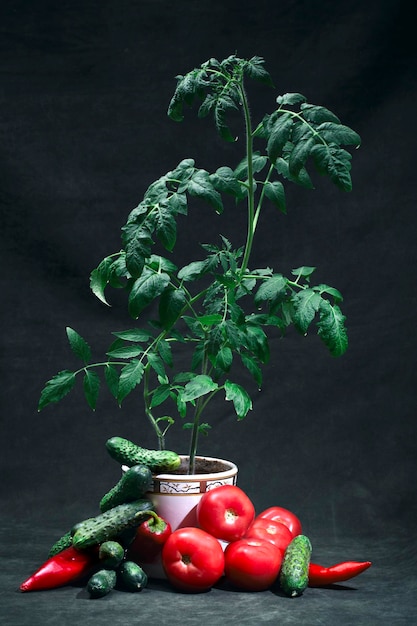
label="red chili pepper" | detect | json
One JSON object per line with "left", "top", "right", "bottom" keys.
{"left": 127, "top": 511, "right": 172, "bottom": 564}
{"left": 19, "top": 545, "right": 98, "bottom": 592}
{"left": 308, "top": 560, "right": 372, "bottom": 587}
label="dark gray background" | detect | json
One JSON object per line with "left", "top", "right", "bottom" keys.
{"left": 1, "top": 0, "right": 416, "bottom": 623}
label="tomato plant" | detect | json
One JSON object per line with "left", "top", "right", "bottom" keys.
{"left": 245, "top": 517, "right": 293, "bottom": 556}
{"left": 256, "top": 506, "right": 302, "bottom": 538}
{"left": 224, "top": 538, "right": 282, "bottom": 591}
{"left": 197, "top": 485, "right": 255, "bottom": 542}
{"left": 161, "top": 527, "right": 225, "bottom": 592}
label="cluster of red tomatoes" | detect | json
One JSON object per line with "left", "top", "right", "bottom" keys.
{"left": 160, "top": 485, "right": 302, "bottom": 592}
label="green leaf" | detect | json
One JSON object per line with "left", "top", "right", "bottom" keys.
{"left": 234, "top": 151, "right": 268, "bottom": 179}
{"left": 147, "top": 352, "right": 166, "bottom": 378}
{"left": 291, "top": 266, "right": 316, "bottom": 279}
{"left": 267, "top": 113, "right": 294, "bottom": 163}
{"left": 224, "top": 380, "right": 252, "bottom": 419}
{"left": 311, "top": 144, "right": 353, "bottom": 192}
{"left": 214, "top": 97, "right": 239, "bottom": 143}
{"left": 215, "top": 346, "right": 233, "bottom": 372}
{"left": 106, "top": 345, "right": 144, "bottom": 359}
{"left": 83, "top": 369, "right": 100, "bottom": 410}
{"left": 155, "top": 205, "right": 177, "bottom": 252}
{"left": 289, "top": 135, "right": 317, "bottom": 175}
{"left": 90, "top": 256, "right": 114, "bottom": 305}
{"left": 292, "top": 289, "right": 322, "bottom": 334}
{"left": 150, "top": 384, "right": 172, "bottom": 409}
{"left": 275, "top": 157, "right": 314, "bottom": 189}
{"left": 159, "top": 287, "right": 188, "bottom": 329}
{"left": 197, "top": 314, "right": 223, "bottom": 326}
{"left": 316, "top": 122, "right": 361, "bottom": 146}
{"left": 105, "top": 364, "right": 119, "bottom": 399}
{"left": 66, "top": 327, "right": 91, "bottom": 363}
{"left": 276, "top": 93, "right": 307, "bottom": 106}
{"left": 300, "top": 103, "right": 341, "bottom": 124}
{"left": 128, "top": 271, "right": 171, "bottom": 319}
{"left": 244, "top": 56, "right": 274, "bottom": 86}
{"left": 178, "top": 260, "right": 207, "bottom": 282}
{"left": 241, "top": 353, "right": 263, "bottom": 389}
{"left": 210, "top": 166, "right": 242, "bottom": 197}
{"left": 317, "top": 300, "right": 348, "bottom": 357}
{"left": 313, "top": 284, "right": 343, "bottom": 302}
{"left": 147, "top": 254, "right": 178, "bottom": 275}
{"left": 112, "top": 329, "right": 154, "bottom": 342}
{"left": 254, "top": 274, "right": 287, "bottom": 306}
{"left": 123, "top": 225, "right": 153, "bottom": 279}
{"left": 38, "top": 370, "right": 76, "bottom": 410}
{"left": 187, "top": 169, "right": 224, "bottom": 213}
{"left": 182, "top": 374, "right": 218, "bottom": 402}
{"left": 158, "top": 339, "right": 173, "bottom": 367}
{"left": 244, "top": 325, "right": 270, "bottom": 363}
{"left": 264, "top": 181, "right": 286, "bottom": 213}
{"left": 118, "top": 360, "right": 145, "bottom": 403}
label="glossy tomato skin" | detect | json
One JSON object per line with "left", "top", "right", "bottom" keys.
{"left": 162, "top": 527, "right": 224, "bottom": 593}
{"left": 224, "top": 538, "right": 282, "bottom": 591}
{"left": 245, "top": 518, "right": 293, "bottom": 557}
{"left": 197, "top": 485, "right": 255, "bottom": 542}
{"left": 256, "top": 506, "right": 302, "bottom": 538}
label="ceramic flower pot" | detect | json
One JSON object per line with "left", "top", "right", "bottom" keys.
{"left": 128, "top": 455, "right": 238, "bottom": 578}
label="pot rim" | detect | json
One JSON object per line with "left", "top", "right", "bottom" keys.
{"left": 155, "top": 455, "right": 238, "bottom": 481}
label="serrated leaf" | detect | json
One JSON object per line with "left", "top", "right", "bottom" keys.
{"left": 118, "top": 360, "right": 144, "bottom": 403}
{"left": 214, "top": 96, "right": 239, "bottom": 143}
{"left": 147, "top": 254, "right": 178, "bottom": 275}
{"left": 66, "top": 327, "right": 92, "bottom": 363}
{"left": 244, "top": 325, "right": 270, "bottom": 363}
{"left": 244, "top": 56, "right": 274, "bottom": 86}
{"left": 178, "top": 260, "right": 207, "bottom": 282}
{"left": 147, "top": 352, "right": 166, "bottom": 378}
{"left": 159, "top": 287, "right": 188, "bottom": 329}
{"left": 154, "top": 205, "right": 177, "bottom": 252}
{"left": 276, "top": 93, "right": 307, "bottom": 106}
{"left": 311, "top": 144, "right": 353, "bottom": 192}
{"left": 83, "top": 369, "right": 100, "bottom": 410}
{"left": 291, "top": 266, "right": 316, "bottom": 278}
{"left": 158, "top": 339, "right": 173, "bottom": 367}
{"left": 128, "top": 271, "right": 171, "bottom": 319}
{"left": 254, "top": 274, "right": 287, "bottom": 306}
{"left": 313, "top": 284, "right": 343, "bottom": 302}
{"left": 215, "top": 346, "right": 233, "bottom": 372}
{"left": 112, "top": 328, "right": 154, "bottom": 342}
{"left": 317, "top": 300, "right": 348, "bottom": 356}
{"left": 90, "top": 256, "right": 114, "bottom": 305}
{"left": 182, "top": 374, "right": 218, "bottom": 402}
{"left": 123, "top": 225, "right": 153, "bottom": 279}
{"left": 316, "top": 122, "right": 361, "bottom": 146}
{"left": 300, "top": 103, "right": 341, "bottom": 124}
{"left": 224, "top": 380, "right": 252, "bottom": 419}
{"left": 292, "top": 289, "right": 322, "bottom": 334}
{"left": 105, "top": 364, "right": 119, "bottom": 399}
{"left": 264, "top": 181, "right": 286, "bottom": 213}
{"left": 210, "top": 166, "right": 242, "bottom": 197}
{"left": 267, "top": 113, "right": 294, "bottom": 163}
{"left": 150, "top": 384, "right": 172, "bottom": 408}
{"left": 106, "top": 345, "right": 144, "bottom": 359}
{"left": 234, "top": 151, "right": 268, "bottom": 179}
{"left": 188, "top": 169, "right": 224, "bottom": 213}
{"left": 241, "top": 353, "right": 263, "bottom": 389}
{"left": 38, "top": 370, "right": 76, "bottom": 410}
{"left": 275, "top": 157, "right": 314, "bottom": 189}
{"left": 197, "top": 314, "right": 223, "bottom": 326}
{"left": 289, "top": 135, "right": 317, "bottom": 175}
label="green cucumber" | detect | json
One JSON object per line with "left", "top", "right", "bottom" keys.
{"left": 106, "top": 436, "right": 181, "bottom": 473}
{"left": 72, "top": 499, "right": 154, "bottom": 550}
{"left": 279, "top": 534, "right": 312, "bottom": 597}
{"left": 99, "top": 541, "right": 125, "bottom": 568}
{"left": 118, "top": 561, "right": 148, "bottom": 592}
{"left": 48, "top": 531, "right": 73, "bottom": 557}
{"left": 87, "top": 569, "right": 117, "bottom": 599}
{"left": 99, "top": 464, "right": 153, "bottom": 512}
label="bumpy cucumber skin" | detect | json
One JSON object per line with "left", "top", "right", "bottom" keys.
{"left": 87, "top": 569, "right": 117, "bottom": 598}
{"left": 106, "top": 437, "right": 181, "bottom": 473}
{"left": 99, "top": 541, "right": 125, "bottom": 568}
{"left": 118, "top": 561, "right": 148, "bottom": 592}
{"left": 279, "top": 534, "right": 312, "bottom": 597}
{"left": 99, "top": 464, "right": 153, "bottom": 512}
{"left": 48, "top": 531, "right": 73, "bottom": 557}
{"left": 72, "top": 499, "right": 154, "bottom": 550}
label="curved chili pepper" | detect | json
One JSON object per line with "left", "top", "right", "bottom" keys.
{"left": 308, "top": 560, "right": 372, "bottom": 587}
{"left": 19, "top": 545, "right": 98, "bottom": 592}
{"left": 127, "top": 511, "right": 172, "bottom": 564}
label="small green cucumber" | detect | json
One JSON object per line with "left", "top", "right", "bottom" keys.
{"left": 279, "top": 534, "right": 312, "bottom": 597}
{"left": 118, "top": 561, "right": 148, "bottom": 592}
{"left": 48, "top": 531, "right": 73, "bottom": 557}
{"left": 72, "top": 499, "right": 154, "bottom": 550}
{"left": 99, "top": 541, "right": 125, "bottom": 568}
{"left": 106, "top": 436, "right": 181, "bottom": 473}
{"left": 87, "top": 569, "right": 117, "bottom": 599}
{"left": 99, "top": 464, "right": 153, "bottom": 512}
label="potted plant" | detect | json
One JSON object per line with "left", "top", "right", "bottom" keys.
{"left": 38, "top": 54, "right": 360, "bottom": 531}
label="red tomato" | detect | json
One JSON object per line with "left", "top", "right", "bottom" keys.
{"left": 224, "top": 538, "right": 282, "bottom": 591}
{"left": 197, "top": 485, "right": 255, "bottom": 542}
{"left": 245, "top": 518, "right": 293, "bottom": 557}
{"left": 161, "top": 527, "right": 224, "bottom": 593}
{"left": 256, "top": 506, "right": 302, "bottom": 538}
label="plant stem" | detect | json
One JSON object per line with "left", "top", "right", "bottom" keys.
{"left": 239, "top": 84, "right": 255, "bottom": 277}
{"left": 143, "top": 363, "right": 166, "bottom": 450}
